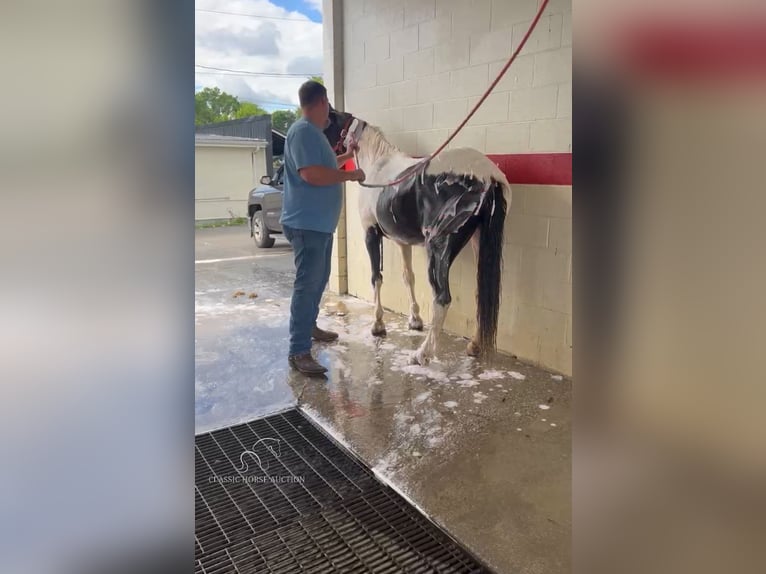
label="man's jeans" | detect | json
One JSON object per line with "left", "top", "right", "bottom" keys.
{"left": 282, "top": 225, "right": 334, "bottom": 357}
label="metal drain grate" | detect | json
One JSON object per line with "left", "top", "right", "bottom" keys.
{"left": 195, "top": 408, "right": 492, "bottom": 573}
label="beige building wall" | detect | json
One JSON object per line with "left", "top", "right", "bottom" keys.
{"left": 329, "top": 0, "right": 572, "bottom": 375}
{"left": 195, "top": 146, "right": 267, "bottom": 221}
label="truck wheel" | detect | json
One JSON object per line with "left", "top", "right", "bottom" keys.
{"left": 252, "top": 211, "right": 275, "bottom": 248}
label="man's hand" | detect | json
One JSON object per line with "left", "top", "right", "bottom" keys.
{"left": 346, "top": 169, "right": 366, "bottom": 182}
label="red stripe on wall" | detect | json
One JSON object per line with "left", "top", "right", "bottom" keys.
{"left": 619, "top": 19, "right": 766, "bottom": 82}
{"left": 488, "top": 153, "right": 572, "bottom": 186}
{"left": 343, "top": 153, "right": 572, "bottom": 185}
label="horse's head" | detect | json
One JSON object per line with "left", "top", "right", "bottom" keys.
{"left": 324, "top": 106, "right": 356, "bottom": 155}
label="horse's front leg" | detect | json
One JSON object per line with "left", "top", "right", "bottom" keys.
{"left": 399, "top": 243, "right": 423, "bottom": 330}
{"left": 467, "top": 229, "right": 481, "bottom": 356}
{"left": 365, "top": 225, "right": 386, "bottom": 336}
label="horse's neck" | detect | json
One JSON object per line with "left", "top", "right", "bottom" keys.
{"left": 358, "top": 128, "right": 419, "bottom": 182}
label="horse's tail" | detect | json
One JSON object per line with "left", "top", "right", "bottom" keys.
{"left": 476, "top": 180, "right": 508, "bottom": 354}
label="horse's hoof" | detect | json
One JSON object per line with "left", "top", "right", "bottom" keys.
{"left": 410, "top": 351, "right": 430, "bottom": 365}
{"left": 408, "top": 317, "right": 424, "bottom": 331}
{"left": 466, "top": 341, "right": 481, "bottom": 357}
{"left": 371, "top": 322, "right": 387, "bottom": 337}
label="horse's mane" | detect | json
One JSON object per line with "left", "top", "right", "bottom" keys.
{"left": 361, "top": 124, "right": 399, "bottom": 159}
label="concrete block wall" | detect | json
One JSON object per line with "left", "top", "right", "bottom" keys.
{"left": 336, "top": 0, "right": 572, "bottom": 375}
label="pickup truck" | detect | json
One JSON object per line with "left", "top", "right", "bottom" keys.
{"left": 247, "top": 164, "right": 284, "bottom": 248}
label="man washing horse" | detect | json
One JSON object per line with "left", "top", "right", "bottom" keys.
{"left": 280, "top": 80, "right": 366, "bottom": 376}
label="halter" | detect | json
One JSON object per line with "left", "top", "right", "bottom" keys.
{"left": 333, "top": 115, "right": 355, "bottom": 154}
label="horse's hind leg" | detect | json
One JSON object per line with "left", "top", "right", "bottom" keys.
{"left": 365, "top": 225, "right": 386, "bottom": 336}
{"left": 399, "top": 244, "right": 423, "bottom": 330}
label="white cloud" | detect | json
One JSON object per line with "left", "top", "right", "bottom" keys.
{"left": 303, "top": 0, "right": 323, "bottom": 14}
{"left": 195, "top": 0, "right": 323, "bottom": 109}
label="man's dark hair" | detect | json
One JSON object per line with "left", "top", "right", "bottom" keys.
{"left": 298, "top": 80, "right": 327, "bottom": 108}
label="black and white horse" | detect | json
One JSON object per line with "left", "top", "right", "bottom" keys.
{"left": 324, "top": 111, "right": 510, "bottom": 365}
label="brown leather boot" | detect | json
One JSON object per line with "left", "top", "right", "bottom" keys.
{"left": 288, "top": 353, "right": 328, "bottom": 375}
{"left": 312, "top": 325, "right": 339, "bottom": 342}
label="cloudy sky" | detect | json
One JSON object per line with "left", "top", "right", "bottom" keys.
{"left": 195, "top": 0, "right": 323, "bottom": 111}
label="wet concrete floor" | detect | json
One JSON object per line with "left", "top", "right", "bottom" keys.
{"left": 196, "top": 226, "right": 571, "bottom": 573}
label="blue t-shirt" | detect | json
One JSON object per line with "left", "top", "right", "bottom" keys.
{"left": 279, "top": 117, "right": 343, "bottom": 234}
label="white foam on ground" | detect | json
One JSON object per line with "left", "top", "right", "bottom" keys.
{"left": 473, "top": 392, "right": 488, "bottom": 404}
{"left": 444, "top": 401, "right": 458, "bottom": 408}
{"left": 413, "top": 391, "right": 432, "bottom": 404}
{"left": 509, "top": 371, "right": 526, "bottom": 380}
{"left": 538, "top": 404, "right": 551, "bottom": 410}
{"left": 456, "top": 379, "right": 479, "bottom": 388}
{"left": 551, "top": 374, "right": 564, "bottom": 381}
{"left": 478, "top": 369, "right": 505, "bottom": 380}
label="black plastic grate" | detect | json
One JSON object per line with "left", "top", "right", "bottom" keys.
{"left": 195, "top": 408, "right": 492, "bottom": 573}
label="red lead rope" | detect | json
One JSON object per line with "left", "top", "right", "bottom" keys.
{"left": 355, "top": 0, "right": 551, "bottom": 189}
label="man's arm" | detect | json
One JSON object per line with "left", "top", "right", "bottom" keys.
{"left": 299, "top": 165, "right": 364, "bottom": 186}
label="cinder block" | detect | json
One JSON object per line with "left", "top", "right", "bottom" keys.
{"left": 449, "top": 64, "right": 489, "bottom": 98}
{"left": 489, "top": 54, "right": 535, "bottom": 90}
{"left": 404, "top": 48, "right": 435, "bottom": 79}
{"left": 345, "top": 40, "right": 366, "bottom": 70}
{"left": 404, "top": 0, "right": 435, "bottom": 27}
{"left": 435, "top": 35, "right": 470, "bottom": 72}
{"left": 539, "top": 341, "right": 571, "bottom": 376}
{"left": 491, "top": 0, "right": 539, "bottom": 31}
{"left": 515, "top": 302, "right": 568, "bottom": 340}
{"left": 451, "top": 0, "right": 491, "bottom": 34}
{"left": 542, "top": 279, "right": 571, "bottom": 314}
{"left": 359, "top": 85, "right": 391, "bottom": 111}
{"left": 378, "top": 55, "right": 404, "bottom": 85}
{"left": 435, "top": 0, "right": 460, "bottom": 17}
{"left": 403, "top": 103, "right": 434, "bottom": 130}
{"left": 509, "top": 85, "right": 558, "bottom": 121}
{"left": 469, "top": 28, "right": 511, "bottom": 65}
{"left": 562, "top": 11, "right": 572, "bottom": 46}
{"left": 434, "top": 98, "right": 468, "bottom": 128}
{"left": 520, "top": 246, "right": 570, "bottom": 286}
{"left": 509, "top": 328, "right": 541, "bottom": 364}
{"left": 348, "top": 62, "right": 378, "bottom": 90}
{"left": 485, "top": 122, "right": 530, "bottom": 153}
{"left": 380, "top": 108, "right": 405, "bottom": 132}
{"left": 530, "top": 118, "right": 572, "bottom": 152}
{"left": 523, "top": 185, "right": 571, "bottom": 218}
{"left": 419, "top": 16, "right": 451, "bottom": 49}
{"left": 417, "top": 128, "right": 449, "bottom": 155}
{"left": 467, "top": 92, "right": 510, "bottom": 125}
{"left": 417, "top": 71, "right": 451, "bottom": 104}
{"left": 548, "top": 218, "right": 571, "bottom": 253}
{"left": 447, "top": 125, "right": 486, "bottom": 151}
{"left": 366, "top": 34, "right": 390, "bottom": 64}
{"left": 378, "top": 5, "right": 405, "bottom": 34}
{"left": 507, "top": 212, "right": 549, "bottom": 249}
{"left": 387, "top": 131, "right": 418, "bottom": 154}
{"left": 389, "top": 79, "right": 418, "bottom": 107}
{"left": 390, "top": 26, "right": 420, "bottom": 57}
{"left": 546, "top": 0, "right": 572, "bottom": 15}
{"left": 533, "top": 47, "right": 572, "bottom": 87}
{"left": 557, "top": 82, "right": 572, "bottom": 118}
{"left": 512, "top": 14, "right": 563, "bottom": 54}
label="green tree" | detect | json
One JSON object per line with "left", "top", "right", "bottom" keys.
{"left": 271, "top": 109, "right": 298, "bottom": 133}
{"left": 195, "top": 87, "right": 240, "bottom": 125}
{"left": 234, "top": 102, "right": 267, "bottom": 119}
